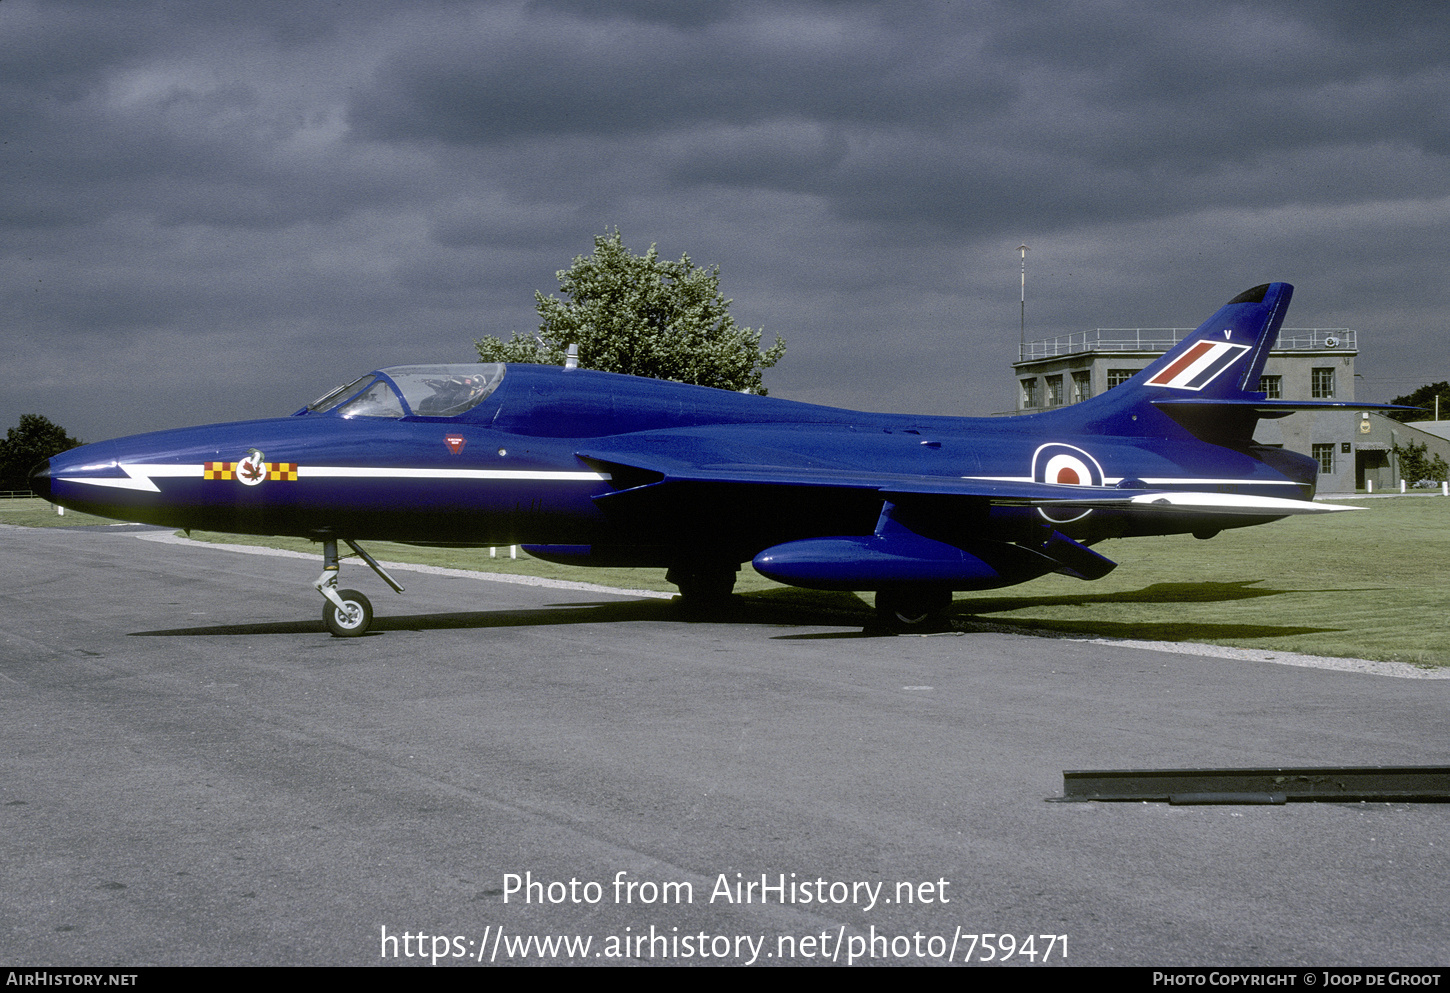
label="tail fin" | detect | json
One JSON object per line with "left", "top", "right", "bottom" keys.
{"left": 1132, "top": 282, "right": 1291, "bottom": 399}
{"left": 1067, "top": 282, "right": 1293, "bottom": 441}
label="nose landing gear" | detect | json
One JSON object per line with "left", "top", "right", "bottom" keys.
{"left": 313, "top": 537, "right": 404, "bottom": 637}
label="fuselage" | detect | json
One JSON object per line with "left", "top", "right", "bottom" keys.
{"left": 34, "top": 362, "right": 1317, "bottom": 565}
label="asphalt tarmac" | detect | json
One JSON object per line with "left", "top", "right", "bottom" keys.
{"left": 2, "top": 523, "right": 1447, "bottom": 967}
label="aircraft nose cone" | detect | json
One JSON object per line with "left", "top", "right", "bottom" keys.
{"left": 29, "top": 459, "right": 51, "bottom": 501}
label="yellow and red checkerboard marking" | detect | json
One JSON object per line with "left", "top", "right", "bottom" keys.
{"left": 204, "top": 461, "right": 298, "bottom": 481}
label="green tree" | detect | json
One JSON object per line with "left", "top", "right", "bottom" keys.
{"left": 0, "top": 414, "right": 82, "bottom": 493}
{"left": 476, "top": 230, "right": 786, "bottom": 394}
{"left": 1392, "top": 440, "right": 1450, "bottom": 485}
{"left": 1388, "top": 381, "right": 1450, "bottom": 423}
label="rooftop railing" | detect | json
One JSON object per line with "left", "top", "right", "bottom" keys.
{"left": 1018, "top": 328, "right": 1355, "bottom": 362}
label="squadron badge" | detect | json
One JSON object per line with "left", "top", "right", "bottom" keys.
{"left": 204, "top": 449, "right": 297, "bottom": 486}
{"left": 236, "top": 449, "right": 268, "bottom": 486}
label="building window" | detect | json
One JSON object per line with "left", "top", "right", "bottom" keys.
{"left": 1312, "top": 368, "right": 1335, "bottom": 399}
{"left": 1107, "top": 369, "right": 1135, "bottom": 389}
{"left": 1046, "top": 375, "right": 1063, "bottom": 407}
{"left": 1020, "top": 378, "right": 1039, "bottom": 409}
{"left": 1072, "top": 371, "right": 1091, "bottom": 403}
{"left": 1312, "top": 443, "right": 1335, "bottom": 474}
{"left": 1259, "top": 375, "right": 1281, "bottom": 399}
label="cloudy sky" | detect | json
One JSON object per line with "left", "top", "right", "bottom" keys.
{"left": 5, "top": 0, "right": 1449, "bottom": 443}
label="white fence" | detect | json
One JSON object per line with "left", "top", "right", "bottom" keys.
{"left": 1020, "top": 328, "right": 1355, "bottom": 362}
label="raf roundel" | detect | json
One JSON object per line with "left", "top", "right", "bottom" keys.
{"left": 1032, "top": 443, "right": 1105, "bottom": 523}
{"left": 1033, "top": 443, "right": 1104, "bottom": 488}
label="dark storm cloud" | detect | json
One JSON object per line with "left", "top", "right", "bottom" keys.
{"left": 529, "top": 0, "right": 748, "bottom": 31}
{"left": 351, "top": 2, "right": 1012, "bottom": 145}
{"left": 3, "top": 0, "right": 1449, "bottom": 442}
{"left": 346, "top": 0, "right": 1450, "bottom": 239}
{"left": 0, "top": 0, "right": 432, "bottom": 233}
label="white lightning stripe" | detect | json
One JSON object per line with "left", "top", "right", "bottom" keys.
{"left": 65, "top": 464, "right": 1302, "bottom": 493}
{"left": 59, "top": 464, "right": 202, "bottom": 493}
{"left": 59, "top": 463, "right": 608, "bottom": 492}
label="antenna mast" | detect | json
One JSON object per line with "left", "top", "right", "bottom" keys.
{"left": 1018, "top": 244, "right": 1029, "bottom": 356}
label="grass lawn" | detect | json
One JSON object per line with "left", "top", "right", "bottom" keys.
{"left": 0, "top": 499, "right": 123, "bottom": 528}
{"left": 949, "top": 496, "right": 1450, "bottom": 667}
{"left": 5, "top": 495, "right": 1447, "bottom": 666}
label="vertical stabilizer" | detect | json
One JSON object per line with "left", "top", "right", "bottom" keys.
{"left": 1052, "top": 282, "right": 1294, "bottom": 440}
{"left": 1132, "top": 282, "right": 1292, "bottom": 401}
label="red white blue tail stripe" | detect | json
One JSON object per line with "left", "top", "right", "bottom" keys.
{"left": 1144, "top": 339, "right": 1251, "bottom": 391}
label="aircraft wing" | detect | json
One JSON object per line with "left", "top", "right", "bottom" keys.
{"left": 577, "top": 443, "right": 1361, "bottom": 515}
{"left": 579, "top": 443, "right": 1105, "bottom": 501}
{"left": 577, "top": 438, "right": 1357, "bottom": 591}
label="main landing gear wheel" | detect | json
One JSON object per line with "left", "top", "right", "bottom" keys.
{"left": 324, "top": 589, "right": 373, "bottom": 638}
{"left": 874, "top": 587, "right": 953, "bottom": 632}
{"left": 667, "top": 563, "right": 738, "bottom": 617}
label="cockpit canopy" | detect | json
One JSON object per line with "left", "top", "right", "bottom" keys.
{"left": 303, "top": 364, "right": 506, "bottom": 419}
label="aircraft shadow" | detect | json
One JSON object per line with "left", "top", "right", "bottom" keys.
{"left": 774, "top": 581, "right": 1349, "bottom": 642}
{"left": 950, "top": 580, "right": 1367, "bottom": 613}
{"left": 128, "top": 582, "right": 1347, "bottom": 642}
{"left": 128, "top": 592, "right": 867, "bottom": 638}
{"left": 936, "top": 580, "right": 1347, "bottom": 644}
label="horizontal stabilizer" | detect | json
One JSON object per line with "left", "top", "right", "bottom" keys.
{"left": 1154, "top": 398, "right": 1419, "bottom": 421}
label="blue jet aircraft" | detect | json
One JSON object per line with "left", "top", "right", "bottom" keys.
{"left": 32, "top": 282, "right": 1382, "bottom": 635}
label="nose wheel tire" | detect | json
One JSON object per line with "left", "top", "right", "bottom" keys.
{"left": 324, "top": 589, "right": 373, "bottom": 637}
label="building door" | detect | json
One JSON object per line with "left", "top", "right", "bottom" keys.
{"left": 1355, "top": 449, "right": 1389, "bottom": 491}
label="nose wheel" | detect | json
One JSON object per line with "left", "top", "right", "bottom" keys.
{"left": 324, "top": 589, "right": 373, "bottom": 637}
{"left": 314, "top": 538, "right": 402, "bottom": 637}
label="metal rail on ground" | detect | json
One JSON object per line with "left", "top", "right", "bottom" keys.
{"left": 1053, "top": 765, "right": 1450, "bottom": 804}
